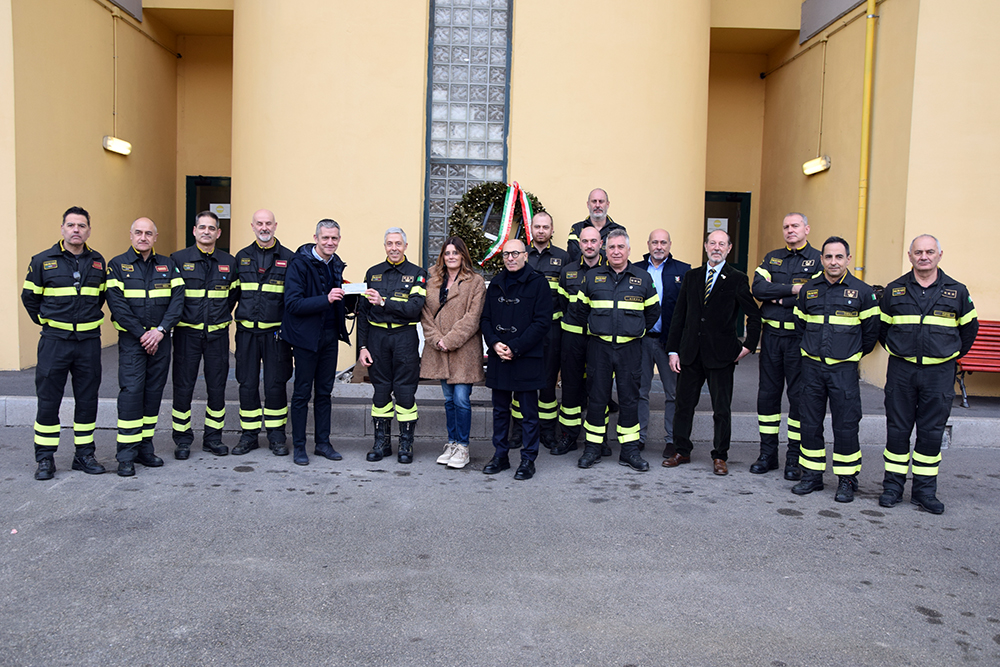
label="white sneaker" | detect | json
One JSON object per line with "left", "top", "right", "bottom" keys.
{"left": 447, "top": 445, "right": 470, "bottom": 469}
{"left": 436, "top": 442, "right": 458, "bottom": 465}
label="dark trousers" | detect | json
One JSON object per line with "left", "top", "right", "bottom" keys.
{"left": 798, "top": 358, "right": 862, "bottom": 476}
{"left": 756, "top": 331, "right": 804, "bottom": 461}
{"left": 368, "top": 326, "right": 420, "bottom": 423}
{"left": 883, "top": 356, "right": 954, "bottom": 479}
{"left": 673, "top": 355, "right": 735, "bottom": 461}
{"left": 538, "top": 323, "right": 562, "bottom": 423}
{"left": 558, "top": 331, "right": 589, "bottom": 443}
{"left": 33, "top": 336, "right": 102, "bottom": 461}
{"left": 492, "top": 389, "right": 540, "bottom": 461}
{"left": 117, "top": 333, "right": 171, "bottom": 462}
{"left": 291, "top": 328, "right": 340, "bottom": 448}
{"left": 583, "top": 339, "right": 641, "bottom": 453}
{"left": 172, "top": 329, "right": 229, "bottom": 448}
{"left": 236, "top": 329, "right": 293, "bottom": 445}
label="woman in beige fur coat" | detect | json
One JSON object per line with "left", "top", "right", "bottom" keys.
{"left": 420, "top": 236, "right": 485, "bottom": 469}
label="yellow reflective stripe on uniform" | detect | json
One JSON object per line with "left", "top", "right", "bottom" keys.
{"left": 238, "top": 320, "right": 281, "bottom": 329}
{"left": 557, "top": 285, "right": 570, "bottom": 300}
{"left": 616, "top": 301, "right": 643, "bottom": 311}
{"left": 958, "top": 308, "right": 977, "bottom": 325}
{"left": 410, "top": 285, "right": 427, "bottom": 296}
{"left": 551, "top": 311, "right": 562, "bottom": 321}
{"left": 23, "top": 279, "right": 43, "bottom": 294}
{"left": 644, "top": 294, "right": 659, "bottom": 307}
{"left": 208, "top": 322, "right": 230, "bottom": 332}
{"left": 76, "top": 318, "right": 103, "bottom": 331}
{"left": 912, "top": 451, "right": 942, "bottom": 466}
{"left": 205, "top": 406, "right": 226, "bottom": 430}
{"left": 38, "top": 317, "right": 72, "bottom": 331}
{"left": 763, "top": 319, "right": 796, "bottom": 330}
{"left": 887, "top": 314, "right": 920, "bottom": 325}
{"left": 184, "top": 289, "right": 205, "bottom": 298}
{"left": 589, "top": 299, "right": 613, "bottom": 309}
{"left": 584, "top": 420, "right": 605, "bottom": 443}
{"left": 859, "top": 306, "right": 879, "bottom": 320}
{"left": 240, "top": 282, "right": 260, "bottom": 291}
{"left": 35, "top": 421, "right": 60, "bottom": 434}
{"left": 176, "top": 322, "right": 204, "bottom": 329}
{"left": 799, "top": 312, "right": 823, "bottom": 324}
{"left": 80, "top": 287, "right": 101, "bottom": 297}
{"left": 118, "top": 417, "right": 144, "bottom": 429}
{"left": 802, "top": 351, "right": 862, "bottom": 364}
{"left": 758, "top": 413, "right": 780, "bottom": 434}
{"left": 171, "top": 277, "right": 185, "bottom": 287}
{"left": 577, "top": 293, "right": 591, "bottom": 306}
{"left": 42, "top": 287, "right": 77, "bottom": 297}
{"left": 597, "top": 334, "right": 638, "bottom": 344}
{"left": 372, "top": 402, "right": 394, "bottom": 418}
{"left": 755, "top": 267, "right": 771, "bottom": 280}
{"left": 172, "top": 409, "right": 191, "bottom": 420}
{"left": 396, "top": 404, "right": 419, "bottom": 422}
{"left": 883, "top": 448, "right": 909, "bottom": 464}
{"left": 261, "top": 284, "right": 285, "bottom": 293}
{"left": 122, "top": 289, "right": 145, "bottom": 298}
{"left": 148, "top": 288, "right": 171, "bottom": 298}
{"left": 923, "top": 316, "right": 957, "bottom": 328}
{"left": 828, "top": 315, "right": 860, "bottom": 326}
{"left": 207, "top": 289, "right": 230, "bottom": 298}
{"left": 561, "top": 321, "right": 584, "bottom": 334}
{"left": 617, "top": 422, "right": 640, "bottom": 443}
{"left": 370, "top": 321, "right": 417, "bottom": 328}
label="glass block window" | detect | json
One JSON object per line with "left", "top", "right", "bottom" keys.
{"left": 424, "top": 0, "right": 512, "bottom": 264}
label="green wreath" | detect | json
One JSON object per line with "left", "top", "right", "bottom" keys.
{"left": 445, "top": 181, "right": 545, "bottom": 275}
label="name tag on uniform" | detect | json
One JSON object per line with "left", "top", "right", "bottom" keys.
{"left": 792, "top": 278, "right": 807, "bottom": 284}
{"left": 623, "top": 295, "right": 642, "bottom": 302}
{"left": 629, "top": 277, "right": 642, "bottom": 285}
{"left": 43, "top": 260, "right": 57, "bottom": 270}
{"left": 835, "top": 310, "right": 858, "bottom": 317}
{"left": 154, "top": 282, "right": 170, "bottom": 289}
{"left": 241, "top": 258, "right": 252, "bottom": 265}
{"left": 806, "top": 289, "right": 818, "bottom": 299}
{"left": 394, "top": 291, "right": 408, "bottom": 298}
{"left": 942, "top": 289, "right": 957, "bottom": 299}
{"left": 275, "top": 260, "right": 287, "bottom": 268}
{"left": 156, "top": 265, "right": 168, "bottom": 273}
{"left": 219, "top": 265, "right": 230, "bottom": 273}
{"left": 844, "top": 289, "right": 858, "bottom": 299}
{"left": 934, "top": 310, "right": 956, "bottom": 319}
{"left": 892, "top": 287, "right": 906, "bottom": 296}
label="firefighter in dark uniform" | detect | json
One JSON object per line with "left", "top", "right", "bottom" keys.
{"left": 232, "top": 209, "right": 295, "bottom": 457}
{"left": 358, "top": 228, "right": 428, "bottom": 464}
{"left": 105, "top": 217, "right": 185, "bottom": 477}
{"left": 552, "top": 225, "right": 607, "bottom": 456}
{"left": 878, "top": 234, "right": 977, "bottom": 514}
{"left": 565, "top": 229, "right": 660, "bottom": 471}
{"left": 509, "top": 210, "right": 570, "bottom": 450}
{"left": 792, "top": 236, "right": 879, "bottom": 503}
{"left": 21, "top": 206, "right": 107, "bottom": 480}
{"left": 750, "top": 212, "right": 822, "bottom": 480}
{"left": 565, "top": 188, "right": 627, "bottom": 263}
{"left": 170, "top": 211, "right": 239, "bottom": 460}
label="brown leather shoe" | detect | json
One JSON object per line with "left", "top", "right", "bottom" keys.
{"left": 662, "top": 453, "right": 691, "bottom": 468}
{"left": 713, "top": 459, "right": 728, "bottom": 476}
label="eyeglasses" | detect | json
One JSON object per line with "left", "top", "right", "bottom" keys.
{"left": 501, "top": 251, "right": 522, "bottom": 259}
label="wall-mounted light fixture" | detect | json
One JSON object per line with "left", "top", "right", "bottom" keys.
{"left": 102, "top": 135, "right": 132, "bottom": 156}
{"left": 803, "top": 155, "right": 831, "bottom": 175}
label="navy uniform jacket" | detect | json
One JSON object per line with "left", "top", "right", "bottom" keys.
{"left": 22, "top": 241, "right": 106, "bottom": 340}
{"left": 565, "top": 262, "right": 660, "bottom": 347}
{"left": 753, "top": 242, "right": 822, "bottom": 336}
{"left": 234, "top": 239, "right": 295, "bottom": 331}
{"left": 356, "top": 257, "right": 428, "bottom": 348}
{"left": 526, "top": 242, "right": 570, "bottom": 322}
{"left": 794, "top": 271, "right": 879, "bottom": 364}
{"left": 170, "top": 245, "right": 239, "bottom": 339}
{"left": 106, "top": 247, "right": 185, "bottom": 339}
{"left": 566, "top": 218, "right": 627, "bottom": 264}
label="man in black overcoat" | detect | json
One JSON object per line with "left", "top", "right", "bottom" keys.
{"left": 480, "top": 239, "right": 553, "bottom": 480}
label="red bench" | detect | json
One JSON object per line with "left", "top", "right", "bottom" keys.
{"left": 956, "top": 319, "right": 1000, "bottom": 408}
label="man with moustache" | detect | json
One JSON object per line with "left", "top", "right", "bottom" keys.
{"left": 232, "top": 209, "right": 296, "bottom": 457}
{"left": 105, "top": 217, "right": 185, "bottom": 476}
{"left": 481, "top": 239, "right": 553, "bottom": 480}
{"left": 664, "top": 230, "right": 762, "bottom": 476}
{"left": 566, "top": 188, "right": 627, "bottom": 264}
{"left": 878, "top": 235, "right": 977, "bottom": 513}
{"left": 22, "top": 207, "right": 108, "bottom": 480}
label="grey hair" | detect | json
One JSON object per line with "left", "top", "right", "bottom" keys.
{"left": 607, "top": 228, "right": 630, "bottom": 247}
{"left": 910, "top": 234, "right": 942, "bottom": 253}
{"left": 315, "top": 219, "right": 341, "bottom": 236}
{"left": 785, "top": 212, "right": 808, "bottom": 226}
{"left": 385, "top": 227, "right": 407, "bottom": 244}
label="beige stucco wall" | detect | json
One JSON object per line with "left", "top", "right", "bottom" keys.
{"left": 0, "top": 1, "right": 18, "bottom": 370}
{"left": 508, "top": 0, "right": 712, "bottom": 264}
{"left": 705, "top": 51, "right": 767, "bottom": 267}
{"left": 176, "top": 34, "right": 233, "bottom": 240}
{"left": 10, "top": 0, "right": 179, "bottom": 369}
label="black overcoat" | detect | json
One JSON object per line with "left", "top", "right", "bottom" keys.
{"left": 480, "top": 266, "right": 553, "bottom": 391}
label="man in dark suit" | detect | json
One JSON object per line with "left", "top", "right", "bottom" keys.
{"left": 663, "top": 230, "right": 762, "bottom": 475}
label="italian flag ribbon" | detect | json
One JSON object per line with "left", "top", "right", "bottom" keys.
{"left": 479, "top": 181, "right": 534, "bottom": 266}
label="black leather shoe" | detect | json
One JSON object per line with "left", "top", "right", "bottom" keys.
{"left": 549, "top": 435, "right": 578, "bottom": 456}
{"left": 911, "top": 494, "right": 945, "bottom": 514}
{"left": 834, "top": 476, "right": 858, "bottom": 503}
{"left": 513, "top": 460, "right": 535, "bottom": 480}
{"left": 619, "top": 452, "right": 650, "bottom": 472}
{"left": 601, "top": 443, "right": 613, "bottom": 457}
{"left": 203, "top": 442, "right": 229, "bottom": 457}
{"left": 134, "top": 453, "right": 164, "bottom": 468}
{"left": 482, "top": 456, "right": 510, "bottom": 475}
{"left": 749, "top": 454, "right": 778, "bottom": 474}
{"left": 315, "top": 445, "right": 343, "bottom": 461}
{"left": 270, "top": 443, "right": 289, "bottom": 457}
{"left": 879, "top": 488, "right": 902, "bottom": 508}
{"left": 577, "top": 451, "right": 600, "bottom": 469}
{"left": 117, "top": 461, "right": 135, "bottom": 477}
{"left": 783, "top": 462, "right": 803, "bottom": 481}
{"left": 231, "top": 437, "right": 259, "bottom": 456}
{"left": 34, "top": 458, "right": 55, "bottom": 481}
{"left": 791, "top": 474, "right": 824, "bottom": 495}
{"left": 72, "top": 454, "right": 106, "bottom": 475}
{"left": 174, "top": 447, "right": 190, "bottom": 461}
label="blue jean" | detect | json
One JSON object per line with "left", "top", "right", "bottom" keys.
{"left": 440, "top": 381, "right": 472, "bottom": 445}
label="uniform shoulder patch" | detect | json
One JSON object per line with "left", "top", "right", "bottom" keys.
{"left": 183, "top": 263, "right": 195, "bottom": 271}
{"left": 122, "top": 264, "right": 134, "bottom": 272}
{"left": 844, "top": 289, "right": 858, "bottom": 299}
{"left": 806, "top": 289, "right": 819, "bottom": 299}
{"left": 891, "top": 286, "right": 906, "bottom": 297}
{"left": 43, "top": 260, "right": 57, "bottom": 270}
{"left": 629, "top": 277, "right": 642, "bottom": 285}
{"left": 769, "top": 257, "right": 783, "bottom": 266}
{"left": 240, "top": 257, "right": 252, "bottom": 265}
{"left": 566, "top": 271, "right": 577, "bottom": 279}
{"left": 594, "top": 275, "right": 607, "bottom": 283}
{"left": 370, "top": 274, "right": 382, "bottom": 282}
{"left": 941, "top": 289, "right": 957, "bottom": 299}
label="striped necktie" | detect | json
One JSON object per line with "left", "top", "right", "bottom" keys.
{"left": 704, "top": 267, "right": 716, "bottom": 303}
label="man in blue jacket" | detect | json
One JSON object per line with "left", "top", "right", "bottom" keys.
{"left": 282, "top": 219, "right": 353, "bottom": 466}
{"left": 637, "top": 229, "right": 689, "bottom": 457}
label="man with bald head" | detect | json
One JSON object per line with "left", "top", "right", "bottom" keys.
{"left": 566, "top": 188, "right": 627, "bottom": 264}
{"left": 232, "top": 209, "right": 297, "bottom": 456}
{"left": 480, "top": 238, "right": 553, "bottom": 480}
{"left": 106, "top": 217, "right": 185, "bottom": 476}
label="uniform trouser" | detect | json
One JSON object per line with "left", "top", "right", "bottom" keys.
{"left": 673, "top": 355, "right": 735, "bottom": 461}
{"left": 882, "top": 356, "right": 954, "bottom": 488}
{"left": 368, "top": 325, "right": 420, "bottom": 423}
{"left": 798, "top": 358, "right": 862, "bottom": 476}
{"left": 558, "top": 331, "right": 589, "bottom": 443}
{"left": 584, "top": 339, "right": 641, "bottom": 453}
{"left": 511, "top": 322, "right": 561, "bottom": 437}
{"left": 638, "top": 335, "right": 675, "bottom": 445}
{"left": 172, "top": 329, "right": 229, "bottom": 448}
{"left": 33, "top": 336, "right": 101, "bottom": 462}
{"left": 236, "top": 329, "right": 293, "bottom": 445}
{"left": 290, "top": 328, "right": 340, "bottom": 448}
{"left": 756, "top": 331, "right": 804, "bottom": 462}
{"left": 492, "top": 389, "right": 539, "bottom": 461}
{"left": 117, "top": 333, "right": 171, "bottom": 463}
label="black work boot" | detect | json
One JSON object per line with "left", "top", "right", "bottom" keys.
{"left": 550, "top": 433, "right": 578, "bottom": 456}
{"left": 35, "top": 457, "right": 55, "bottom": 481}
{"left": 232, "top": 431, "right": 260, "bottom": 456}
{"left": 268, "top": 428, "right": 289, "bottom": 456}
{"left": 577, "top": 443, "right": 602, "bottom": 469}
{"left": 203, "top": 441, "right": 229, "bottom": 457}
{"left": 791, "top": 471, "right": 824, "bottom": 495}
{"left": 784, "top": 450, "right": 803, "bottom": 481}
{"left": 72, "top": 448, "right": 106, "bottom": 475}
{"left": 879, "top": 471, "right": 907, "bottom": 508}
{"left": 540, "top": 419, "right": 558, "bottom": 450}
{"left": 618, "top": 444, "right": 649, "bottom": 472}
{"left": 911, "top": 474, "right": 944, "bottom": 514}
{"left": 367, "top": 417, "right": 393, "bottom": 462}
{"left": 749, "top": 451, "right": 779, "bottom": 474}
{"left": 397, "top": 420, "right": 417, "bottom": 464}
{"left": 834, "top": 475, "right": 858, "bottom": 503}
